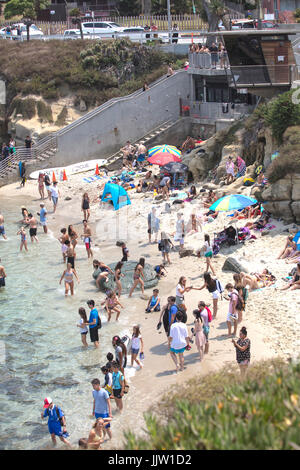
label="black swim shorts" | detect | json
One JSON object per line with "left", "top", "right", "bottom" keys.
{"left": 29, "top": 228, "right": 37, "bottom": 237}
{"left": 89, "top": 327, "right": 99, "bottom": 343}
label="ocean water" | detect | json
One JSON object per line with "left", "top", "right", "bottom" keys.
{"left": 0, "top": 196, "right": 135, "bottom": 450}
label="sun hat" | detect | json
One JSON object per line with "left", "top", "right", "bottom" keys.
{"left": 43, "top": 397, "right": 53, "bottom": 408}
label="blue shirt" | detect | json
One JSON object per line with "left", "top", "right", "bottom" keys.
{"left": 92, "top": 388, "right": 109, "bottom": 415}
{"left": 112, "top": 371, "right": 124, "bottom": 390}
{"left": 150, "top": 295, "right": 160, "bottom": 308}
{"left": 43, "top": 405, "right": 64, "bottom": 423}
{"left": 89, "top": 308, "right": 98, "bottom": 329}
{"left": 169, "top": 304, "right": 178, "bottom": 325}
{"left": 39, "top": 208, "right": 47, "bottom": 223}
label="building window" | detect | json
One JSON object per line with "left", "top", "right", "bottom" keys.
{"left": 206, "top": 84, "right": 229, "bottom": 103}
{"left": 195, "top": 78, "right": 204, "bottom": 102}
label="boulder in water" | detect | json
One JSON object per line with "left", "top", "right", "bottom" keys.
{"left": 222, "top": 257, "right": 248, "bottom": 273}
{"left": 97, "top": 260, "right": 158, "bottom": 294}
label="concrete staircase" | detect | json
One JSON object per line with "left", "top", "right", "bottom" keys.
{"left": 105, "top": 119, "right": 178, "bottom": 170}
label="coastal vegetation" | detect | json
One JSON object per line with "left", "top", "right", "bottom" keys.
{"left": 124, "top": 358, "right": 300, "bottom": 450}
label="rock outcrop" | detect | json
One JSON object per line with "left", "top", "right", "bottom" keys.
{"left": 260, "top": 174, "right": 300, "bottom": 223}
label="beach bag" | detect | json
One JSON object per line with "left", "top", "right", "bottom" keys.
{"left": 243, "top": 177, "right": 254, "bottom": 187}
{"left": 205, "top": 306, "right": 212, "bottom": 323}
{"left": 236, "top": 294, "right": 244, "bottom": 311}
{"left": 158, "top": 241, "right": 163, "bottom": 252}
{"left": 242, "top": 286, "right": 248, "bottom": 303}
{"left": 215, "top": 279, "right": 224, "bottom": 295}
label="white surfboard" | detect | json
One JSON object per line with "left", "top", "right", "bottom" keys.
{"left": 29, "top": 159, "right": 108, "bottom": 180}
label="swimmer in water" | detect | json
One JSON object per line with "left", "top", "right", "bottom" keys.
{"left": 28, "top": 213, "right": 39, "bottom": 243}
{"left": 59, "top": 263, "right": 79, "bottom": 296}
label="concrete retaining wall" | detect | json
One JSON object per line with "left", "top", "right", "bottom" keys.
{"left": 54, "top": 71, "right": 190, "bottom": 166}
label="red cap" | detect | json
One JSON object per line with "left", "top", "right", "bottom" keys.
{"left": 43, "top": 397, "right": 53, "bottom": 408}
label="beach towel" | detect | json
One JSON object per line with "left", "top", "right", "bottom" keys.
{"left": 83, "top": 175, "right": 102, "bottom": 183}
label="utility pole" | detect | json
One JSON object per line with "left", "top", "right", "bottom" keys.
{"left": 167, "top": 0, "right": 171, "bottom": 43}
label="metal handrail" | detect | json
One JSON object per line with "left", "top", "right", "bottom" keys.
{"left": 57, "top": 69, "right": 186, "bottom": 136}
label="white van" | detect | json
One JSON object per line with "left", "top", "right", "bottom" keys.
{"left": 81, "top": 21, "right": 124, "bottom": 37}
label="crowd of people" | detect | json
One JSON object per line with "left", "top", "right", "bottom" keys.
{"left": 1, "top": 130, "right": 299, "bottom": 449}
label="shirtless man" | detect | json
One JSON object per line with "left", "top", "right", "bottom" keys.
{"left": 0, "top": 259, "right": 6, "bottom": 287}
{"left": 28, "top": 213, "right": 39, "bottom": 243}
{"left": 121, "top": 141, "right": 135, "bottom": 169}
{"left": 59, "top": 228, "right": 70, "bottom": 263}
{"left": 82, "top": 219, "right": 93, "bottom": 258}
{"left": 65, "top": 239, "right": 77, "bottom": 273}
{"left": 0, "top": 213, "right": 7, "bottom": 240}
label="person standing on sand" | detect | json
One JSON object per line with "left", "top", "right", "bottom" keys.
{"left": 82, "top": 192, "right": 90, "bottom": 221}
{"left": 226, "top": 156, "right": 235, "bottom": 185}
{"left": 157, "top": 296, "right": 177, "bottom": 337}
{"left": 28, "top": 213, "right": 38, "bottom": 243}
{"left": 191, "top": 309, "right": 206, "bottom": 362}
{"left": 148, "top": 207, "right": 160, "bottom": 244}
{"left": 130, "top": 325, "right": 144, "bottom": 369}
{"left": 175, "top": 276, "right": 192, "bottom": 312}
{"left": 232, "top": 326, "right": 251, "bottom": 377}
{"left": 44, "top": 173, "right": 51, "bottom": 200}
{"left": 193, "top": 272, "right": 221, "bottom": 319}
{"left": 82, "top": 219, "right": 93, "bottom": 259}
{"left": 50, "top": 181, "right": 60, "bottom": 213}
{"left": 38, "top": 172, "right": 45, "bottom": 199}
{"left": 0, "top": 213, "right": 7, "bottom": 240}
{"left": 174, "top": 212, "right": 185, "bottom": 251}
{"left": 203, "top": 234, "right": 216, "bottom": 276}
{"left": 111, "top": 361, "right": 125, "bottom": 413}
{"left": 120, "top": 242, "right": 129, "bottom": 262}
{"left": 0, "top": 259, "right": 7, "bottom": 288}
{"left": 168, "top": 311, "right": 190, "bottom": 373}
{"left": 224, "top": 283, "right": 239, "bottom": 337}
{"left": 37, "top": 203, "right": 47, "bottom": 234}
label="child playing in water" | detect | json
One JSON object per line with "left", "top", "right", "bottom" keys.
{"left": 59, "top": 263, "right": 79, "bottom": 296}
{"left": 17, "top": 226, "right": 28, "bottom": 252}
{"left": 105, "top": 291, "right": 124, "bottom": 322}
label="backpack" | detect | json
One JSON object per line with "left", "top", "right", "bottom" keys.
{"left": 44, "top": 174, "right": 50, "bottom": 185}
{"left": 242, "top": 286, "right": 248, "bottom": 303}
{"left": 205, "top": 306, "right": 212, "bottom": 323}
{"left": 158, "top": 241, "right": 163, "bottom": 252}
{"left": 47, "top": 406, "right": 64, "bottom": 426}
{"left": 97, "top": 315, "right": 102, "bottom": 329}
{"left": 215, "top": 279, "right": 224, "bottom": 294}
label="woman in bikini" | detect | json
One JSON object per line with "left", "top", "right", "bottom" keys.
{"left": 129, "top": 258, "right": 145, "bottom": 298}
{"left": 114, "top": 262, "right": 124, "bottom": 297}
{"left": 240, "top": 269, "right": 275, "bottom": 291}
{"left": 68, "top": 225, "right": 78, "bottom": 249}
{"left": 280, "top": 263, "right": 300, "bottom": 291}
{"left": 37, "top": 172, "right": 45, "bottom": 199}
{"left": 105, "top": 291, "right": 124, "bottom": 322}
{"left": 59, "top": 263, "right": 79, "bottom": 296}
{"left": 17, "top": 226, "right": 28, "bottom": 252}
{"left": 87, "top": 417, "right": 112, "bottom": 450}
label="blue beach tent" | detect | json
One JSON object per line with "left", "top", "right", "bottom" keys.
{"left": 101, "top": 183, "right": 131, "bottom": 211}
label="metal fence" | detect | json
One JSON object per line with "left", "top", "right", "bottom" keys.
{"left": 188, "top": 52, "right": 229, "bottom": 69}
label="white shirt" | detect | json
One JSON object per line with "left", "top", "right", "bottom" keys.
{"left": 160, "top": 176, "right": 170, "bottom": 187}
{"left": 50, "top": 186, "right": 59, "bottom": 198}
{"left": 169, "top": 322, "right": 188, "bottom": 350}
{"left": 131, "top": 335, "right": 141, "bottom": 350}
{"left": 176, "top": 284, "right": 184, "bottom": 298}
{"left": 204, "top": 241, "right": 212, "bottom": 255}
{"left": 78, "top": 318, "right": 88, "bottom": 334}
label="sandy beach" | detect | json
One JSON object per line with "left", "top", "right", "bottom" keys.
{"left": 1, "top": 168, "right": 299, "bottom": 448}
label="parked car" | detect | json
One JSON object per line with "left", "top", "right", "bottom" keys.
{"left": 0, "top": 23, "right": 44, "bottom": 39}
{"left": 81, "top": 21, "right": 124, "bottom": 36}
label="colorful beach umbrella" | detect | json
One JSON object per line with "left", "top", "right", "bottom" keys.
{"left": 293, "top": 231, "right": 300, "bottom": 250}
{"left": 147, "top": 152, "right": 181, "bottom": 166}
{"left": 148, "top": 144, "right": 181, "bottom": 157}
{"left": 209, "top": 194, "right": 258, "bottom": 212}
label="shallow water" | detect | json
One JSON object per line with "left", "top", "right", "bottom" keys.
{"left": 0, "top": 196, "right": 135, "bottom": 450}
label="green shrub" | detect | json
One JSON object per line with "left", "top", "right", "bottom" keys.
{"left": 13, "top": 98, "right": 36, "bottom": 120}
{"left": 55, "top": 105, "right": 68, "bottom": 127}
{"left": 124, "top": 359, "right": 300, "bottom": 450}
{"left": 37, "top": 100, "right": 53, "bottom": 123}
{"left": 267, "top": 125, "right": 300, "bottom": 183}
{"left": 262, "top": 89, "right": 300, "bottom": 144}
